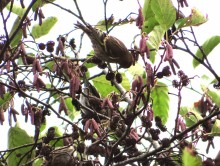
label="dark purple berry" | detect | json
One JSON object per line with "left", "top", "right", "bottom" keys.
{"left": 156, "top": 72, "right": 163, "bottom": 78}
{"left": 106, "top": 72, "right": 115, "bottom": 81}
{"left": 38, "top": 43, "right": 46, "bottom": 50}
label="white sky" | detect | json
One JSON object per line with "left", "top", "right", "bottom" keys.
{"left": 1, "top": 0, "right": 220, "bottom": 160}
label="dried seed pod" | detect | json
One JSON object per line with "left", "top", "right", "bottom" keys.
{"left": 20, "top": 42, "right": 27, "bottom": 56}
{"left": 91, "top": 118, "right": 101, "bottom": 137}
{"left": 36, "top": 59, "right": 43, "bottom": 74}
{"left": 20, "top": 0, "right": 25, "bottom": 8}
{"left": 0, "top": 81, "right": 6, "bottom": 99}
{"left": 9, "top": 107, "right": 19, "bottom": 125}
{"left": 58, "top": 96, "right": 68, "bottom": 115}
{"left": 0, "top": 110, "right": 5, "bottom": 125}
{"left": 34, "top": 7, "right": 39, "bottom": 21}
{"left": 180, "top": 0, "right": 189, "bottom": 7}
{"left": 84, "top": 119, "right": 92, "bottom": 134}
{"left": 69, "top": 75, "right": 81, "bottom": 99}
{"left": 139, "top": 33, "right": 150, "bottom": 61}
{"left": 145, "top": 63, "right": 154, "bottom": 86}
{"left": 38, "top": 8, "right": 45, "bottom": 26}
{"left": 131, "top": 75, "right": 143, "bottom": 92}
{"left": 129, "top": 128, "right": 139, "bottom": 142}
{"left": 36, "top": 77, "right": 46, "bottom": 92}
{"left": 32, "top": 59, "right": 42, "bottom": 75}
{"left": 136, "top": 7, "right": 144, "bottom": 29}
{"left": 57, "top": 37, "right": 65, "bottom": 56}
{"left": 164, "top": 43, "right": 173, "bottom": 62}
{"left": 22, "top": 24, "right": 27, "bottom": 38}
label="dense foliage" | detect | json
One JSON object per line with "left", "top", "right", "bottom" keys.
{"left": 0, "top": 0, "right": 220, "bottom": 165}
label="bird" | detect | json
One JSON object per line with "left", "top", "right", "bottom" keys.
{"left": 75, "top": 21, "right": 133, "bottom": 68}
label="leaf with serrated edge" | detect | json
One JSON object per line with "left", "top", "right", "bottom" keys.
{"left": 151, "top": 82, "right": 169, "bottom": 124}
{"left": 93, "top": 74, "right": 130, "bottom": 97}
{"left": 6, "top": 3, "right": 26, "bottom": 17}
{"left": 148, "top": 25, "right": 165, "bottom": 53}
{"left": 151, "top": 0, "right": 176, "bottom": 30}
{"left": 8, "top": 124, "right": 35, "bottom": 166}
{"left": 142, "top": 0, "right": 159, "bottom": 33}
{"left": 182, "top": 147, "right": 202, "bottom": 166}
{"left": 193, "top": 36, "right": 220, "bottom": 68}
{"left": 31, "top": 17, "right": 58, "bottom": 39}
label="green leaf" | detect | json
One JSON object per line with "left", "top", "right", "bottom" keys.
{"left": 148, "top": 25, "right": 165, "bottom": 59}
{"left": 175, "top": 8, "right": 207, "bottom": 30}
{"left": 151, "top": 82, "right": 169, "bottom": 124}
{"left": 0, "top": 93, "right": 13, "bottom": 110}
{"left": 33, "top": 158, "right": 43, "bottom": 166}
{"left": 93, "top": 75, "right": 118, "bottom": 97}
{"left": 142, "top": 0, "right": 159, "bottom": 33}
{"left": 95, "top": 16, "right": 114, "bottom": 31}
{"left": 184, "top": 8, "right": 207, "bottom": 27}
{"left": 6, "top": 3, "right": 26, "bottom": 17}
{"left": 180, "top": 106, "right": 202, "bottom": 127}
{"left": 193, "top": 36, "right": 220, "bottom": 68}
{"left": 120, "top": 73, "right": 130, "bottom": 91}
{"left": 210, "top": 119, "right": 220, "bottom": 136}
{"left": 45, "top": 61, "right": 55, "bottom": 71}
{"left": 206, "top": 88, "right": 220, "bottom": 108}
{"left": 182, "top": 147, "right": 202, "bottom": 166}
{"left": 93, "top": 73, "right": 130, "bottom": 97}
{"left": 128, "top": 63, "right": 144, "bottom": 76}
{"left": 32, "top": 0, "right": 56, "bottom": 11}
{"left": 9, "top": 17, "right": 22, "bottom": 48}
{"left": 8, "top": 124, "right": 35, "bottom": 166}
{"left": 31, "top": 16, "right": 58, "bottom": 39}
{"left": 151, "top": 0, "right": 176, "bottom": 30}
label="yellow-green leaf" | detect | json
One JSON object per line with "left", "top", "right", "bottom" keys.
{"left": 193, "top": 36, "right": 220, "bottom": 68}
{"left": 0, "top": 93, "right": 13, "bottom": 111}
{"left": 32, "top": 0, "right": 56, "bottom": 11}
{"left": 8, "top": 124, "right": 35, "bottom": 166}
{"left": 142, "top": 0, "right": 159, "bottom": 33}
{"left": 151, "top": 0, "right": 176, "bottom": 30}
{"left": 148, "top": 25, "right": 165, "bottom": 56}
{"left": 9, "top": 17, "right": 22, "bottom": 48}
{"left": 31, "top": 16, "right": 58, "bottom": 39}
{"left": 182, "top": 147, "right": 202, "bottom": 166}
{"left": 151, "top": 82, "right": 170, "bottom": 124}
{"left": 6, "top": 3, "right": 26, "bottom": 17}
{"left": 210, "top": 119, "right": 220, "bottom": 136}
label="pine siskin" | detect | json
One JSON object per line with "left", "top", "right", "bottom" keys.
{"left": 75, "top": 21, "right": 133, "bottom": 68}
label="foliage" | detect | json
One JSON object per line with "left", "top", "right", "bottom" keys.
{"left": 0, "top": 0, "right": 220, "bottom": 166}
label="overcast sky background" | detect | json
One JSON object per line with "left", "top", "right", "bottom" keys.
{"left": 1, "top": 0, "right": 220, "bottom": 159}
